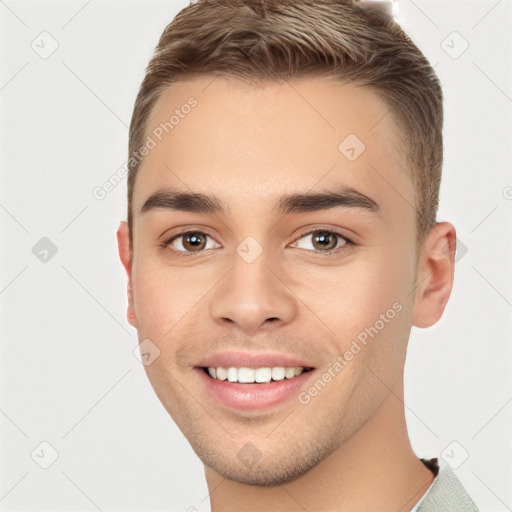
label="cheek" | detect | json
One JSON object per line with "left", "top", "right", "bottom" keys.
{"left": 290, "top": 249, "right": 414, "bottom": 343}
{"left": 130, "top": 256, "right": 222, "bottom": 356}
{"left": 131, "top": 261, "right": 191, "bottom": 338}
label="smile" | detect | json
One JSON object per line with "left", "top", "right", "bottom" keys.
{"left": 204, "top": 366, "right": 313, "bottom": 383}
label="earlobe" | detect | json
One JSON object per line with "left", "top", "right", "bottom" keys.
{"left": 412, "top": 222, "right": 457, "bottom": 328}
{"left": 116, "top": 221, "right": 137, "bottom": 329}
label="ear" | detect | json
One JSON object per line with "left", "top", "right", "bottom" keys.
{"left": 412, "top": 222, "right": 457, "bottom": 328}
{"left": 116, "top": 221, "right": 137, "bottom": 328}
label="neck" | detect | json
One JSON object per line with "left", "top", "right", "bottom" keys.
{"left": 204, "top": 376, "right": 434, "bottom": 512}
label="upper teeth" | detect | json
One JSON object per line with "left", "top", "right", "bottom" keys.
{"left": 208, "top": 366, "right": 305, "bottom": 383}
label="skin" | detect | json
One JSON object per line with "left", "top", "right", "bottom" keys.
{"left": 117, "top": 77, "right": 456, "bottom": 511}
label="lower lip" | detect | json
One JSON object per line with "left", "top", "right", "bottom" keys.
{"left": 195, "top": 368, "right": 315, "bottom": 411}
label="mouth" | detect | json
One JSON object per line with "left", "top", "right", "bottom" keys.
{"left": 199, "top": 365, "right": 315, "bottom": 383}
{"left": 194, "top": 365, "right": 317, "bottom": 411}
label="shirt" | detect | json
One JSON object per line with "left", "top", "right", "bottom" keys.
{"left": 410, "top": 457, "right": 479, "bottom": 512}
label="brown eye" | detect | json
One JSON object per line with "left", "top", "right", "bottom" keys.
{"left": 182, "top": 232, "right": 207, "bottom": 252}
{"left": 164, "top": 231, "right": 221, "bottom": 255}
{"left": 311, "top": 231, "right": 339, "bottom": 251}
{"left": 291, "top": 229, "right": 349, "bottom": 253}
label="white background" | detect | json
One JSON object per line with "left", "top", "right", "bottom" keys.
{"left": 1, "top": 1, "right": 511, "bottom": 510}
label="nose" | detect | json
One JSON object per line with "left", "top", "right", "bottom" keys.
{"left": 209, "top": 254, "right": 298, "bottom": 336}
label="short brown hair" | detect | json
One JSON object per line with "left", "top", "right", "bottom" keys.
{"left": 127, "top": 0, "right": 443, "bottom": 248}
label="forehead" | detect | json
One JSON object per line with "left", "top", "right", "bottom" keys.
{"left": 132, "top": 77, "right": 411, "bottom": 221}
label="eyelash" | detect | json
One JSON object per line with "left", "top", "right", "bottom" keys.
{"left": 160, "top": 228, "right": 354, "bottom": 258}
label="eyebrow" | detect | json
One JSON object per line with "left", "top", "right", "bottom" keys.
{"left": 139, "top": 186, "right": 380, "bottom": 216}
{"left": 277, "top": 187, "right": 379, "bottom": 214}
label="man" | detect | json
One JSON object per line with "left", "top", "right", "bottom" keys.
{"left": 117, "top": 0, "right": 479, "bottom": 510}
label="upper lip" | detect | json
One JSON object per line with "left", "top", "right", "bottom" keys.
{"left": 195, "top": 351, "right": 315, "bottom": 369}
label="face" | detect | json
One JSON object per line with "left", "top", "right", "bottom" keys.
{"left": 118, "top": 77, "right": 436, "bottom": 486}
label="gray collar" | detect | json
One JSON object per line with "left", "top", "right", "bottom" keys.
{"left": 417, "top": 462, "right": 479, "bottom": 511}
